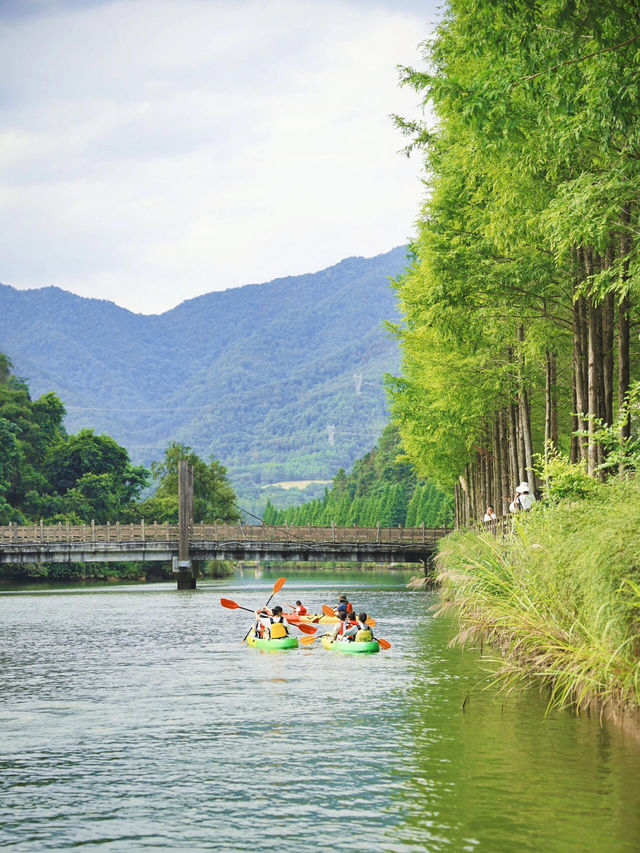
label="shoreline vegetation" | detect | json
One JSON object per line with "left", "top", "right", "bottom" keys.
{"left": 0, "top": 559, "right": 235, "bottom": 584}
{"left": 433, "top": 477, "right": 640, "bottom": 734}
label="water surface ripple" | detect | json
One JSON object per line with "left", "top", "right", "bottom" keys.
{"left": 2, "top": 570, "right": 640, "bottom": 851}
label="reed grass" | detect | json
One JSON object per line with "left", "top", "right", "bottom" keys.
{"left": 436, "top": 477, "right": 640, "bottom": 723}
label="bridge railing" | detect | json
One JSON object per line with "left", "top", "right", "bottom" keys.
{"left": 0, "top": 522, "right": 451, "bottom": 547}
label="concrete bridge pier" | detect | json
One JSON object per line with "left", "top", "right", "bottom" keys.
{"left": 175, "top": 460, "right": 196, "bottom": 590}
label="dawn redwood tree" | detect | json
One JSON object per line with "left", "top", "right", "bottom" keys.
{"left": 390, "top": 0, "right": 640, "bottom": 522}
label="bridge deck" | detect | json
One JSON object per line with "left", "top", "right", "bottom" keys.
{"left": 0, "top": 523, "right": 449, "bottom": 564}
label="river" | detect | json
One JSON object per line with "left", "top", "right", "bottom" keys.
{"left": 2, "top": 568, "right": 640, "bottom": 851}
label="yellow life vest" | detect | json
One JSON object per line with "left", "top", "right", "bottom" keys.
{"left": 269, "top": 622, "right": 288, "bottom": 639}
{"left": 355, "top": 628, "right": 373, "bottom": 643}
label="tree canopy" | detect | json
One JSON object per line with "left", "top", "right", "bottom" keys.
{"left": 139, "top": 441, "right": 240, "bottom": 524}
{"left": 0, "top": 358, "right": 238, "bottom": 526}
{"left": 389, "top": 0, "right": 640, "bottom": 522}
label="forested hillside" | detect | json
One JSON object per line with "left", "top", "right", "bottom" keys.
{"left": 389, "top": 1, "right": 640, "bottom": 523}
{"left": 263, "top": 424, "right": 453, "bottom": 528}
{"left": 0, "top": 247, "right": 407, "bottom": 506}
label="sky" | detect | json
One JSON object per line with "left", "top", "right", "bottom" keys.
{"left": 0, "top": 0, "right": 440, "bottom": 314}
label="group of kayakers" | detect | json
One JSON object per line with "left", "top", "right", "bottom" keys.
{"left": 253, "top": 592, "right": 375, "bottom": 644}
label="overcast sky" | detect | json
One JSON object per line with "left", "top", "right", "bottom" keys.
{"left": 0, "top": 0, "right": 439, "bottom": 314}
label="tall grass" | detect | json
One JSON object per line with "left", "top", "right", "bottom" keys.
{"left": 437, "top": 477, "right": 640, "bottom": 721}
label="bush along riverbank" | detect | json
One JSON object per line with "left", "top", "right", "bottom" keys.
{"left": 436, "top": 476, "right": 640, "bottom": 733}
{"left": 0, "top": 559, "right": 235, "bottom": 583}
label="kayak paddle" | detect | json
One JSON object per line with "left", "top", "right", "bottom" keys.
{"left": 292, "top": 621, "right": 317, "bottom": 635}
{"left": 220, "top": 598, "right": 254, "bottom": 613}
{"left": 298, "top": 635, "right": 316, "bottom": 645}
{"left": 242, "top": 577, "right": 287, "bottom": 644}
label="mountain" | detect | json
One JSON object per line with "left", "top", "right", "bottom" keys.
{"left": 0, "top": 246, "right": 409, "bottom": 499}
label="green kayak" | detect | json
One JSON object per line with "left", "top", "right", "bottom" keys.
{"left": 321, "top": 635, "right": 380, "bottom": 654}
{"left": 247, "top": 629, "right": 298, "bottom": 650}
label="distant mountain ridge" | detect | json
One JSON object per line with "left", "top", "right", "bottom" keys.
{"left": 0, "top": 246, "right": 409, "bottom": 497}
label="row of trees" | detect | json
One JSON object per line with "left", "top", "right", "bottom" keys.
{"left": 0, "top": 354, "right": 239, "bottom": 527}
{"left": 262, "top": 425, "right": 454, "bottom": 528}
{"left": 390, "top": 0, "right": 640, "bottom": 523}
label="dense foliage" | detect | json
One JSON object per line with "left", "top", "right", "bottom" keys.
{"left": 139, "top": 441, "right": 240, "bottom": 524}
{"left": 0, "top": 355, "right": 148, "bottom": 525}
{"left": 262, "top": 425, "right": 453, "bottom": 527}
{"left": 390, "top": 0, "right": 640, "bottom": 522}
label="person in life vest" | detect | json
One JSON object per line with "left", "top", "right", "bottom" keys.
{"left": 343, "top": 612, "right": 374, "bottom": 643}
{"left": 345, "top": 610, "right": 359, "bottom": 639}
{"left": 266, "top": 605, "right": 289, "bottom": 639}
{"left": 293, "top": 600, "right": 308, "bottom": 616}
{"left": 253, "top": 607, "right": 269, "bottom": 638}
{"left": 336, "top": 594, "right": 354, "bottom": 615}
{"left": 254, "top": 605, "right": 289, "bottom": 639}
{"left": 329, "top": 610, "right": 348, "bottom": 641}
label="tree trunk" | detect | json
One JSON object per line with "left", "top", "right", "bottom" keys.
{"left": 573, "top": 247, "right": 588, "bottom": 462}
{"left": 492, "top": 417, "right": 502, "bottom": 516}
{"left": 517, "top": 402, "right": 527, "bottom": 485}
{"left": 603, "top": 289, "right": 615, "bottom": 427}
{"left": 570, "top": 377, "right": 579, "bottom": 464}
{"left": 587, "top": 277, "right": 599, "bottom": 476}
{"left": 508, "top": 400, "right": 519, "bottom": 494}
{"left": 544, "top": 348, "right": 558, "bottom": 455}
{"left": 618, "top": 205, "right": 632, "bottom": 468}
{"left": 550, "top": 350, "right": 558, "bottom": 449}
{"left": 519, "top": 388, "right": 536, "bottom": 494}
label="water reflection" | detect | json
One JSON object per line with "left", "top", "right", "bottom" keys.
{"left": 1, "top": 571, "right": 639, "bottom": 852}
{"left": 390, "top": 607, "right": 640, "bottom": 852}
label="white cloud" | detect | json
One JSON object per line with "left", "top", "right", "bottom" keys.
{"left": 0, "top": 0, "right": 436, "bottom": 313}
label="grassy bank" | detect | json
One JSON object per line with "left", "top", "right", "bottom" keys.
{"left": 436, "top": 477, "right": 640, "bottom": 725}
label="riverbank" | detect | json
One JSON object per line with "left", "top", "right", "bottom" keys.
{"left": 436, "top": 477, "right": 640, "bottom": 733}
{"left": 0, "top": 559, "right": 235, "bottom": 583}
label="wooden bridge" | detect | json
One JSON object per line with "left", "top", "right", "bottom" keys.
{"left": 0, "top": 521, "right": 449, "bottom": 585}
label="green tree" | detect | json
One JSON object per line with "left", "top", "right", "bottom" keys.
{"left": 141, "top": 441, "right": 239, "bottom": 523}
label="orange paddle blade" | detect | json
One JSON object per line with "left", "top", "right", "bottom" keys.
{"left": 299, "top": 635, "right": 316, "bottom": 645}
{"left": 366, "top": 618, "right": 376, "bottom": 627}
{"left": 295, "top": 622, "right": 317, "bottom": 635}
{"left": 273, "top": 577, "right": 286, "bottom": 593}
{"left": 378, "top": 638, "right": 391, "bottom": 650}
{"left": 322, "top": 604, "right": 336, "bottom": 617}
{"left": 220, "top": 598, "right": 239, "bottom": 609}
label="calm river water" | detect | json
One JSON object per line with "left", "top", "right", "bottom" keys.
{"left": 2, "top": 568, "right": 640, "bottom": 851}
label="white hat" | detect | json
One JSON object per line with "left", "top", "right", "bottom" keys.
{"left": 516, "top": 482, "right": 529, "bottom": 493}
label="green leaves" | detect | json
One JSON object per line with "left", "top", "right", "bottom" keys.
{"left": 142, "top": 441, "right": 239, "bottom": 524}
{"left": 389, "top": 0, "right": 640, "bottom": 496}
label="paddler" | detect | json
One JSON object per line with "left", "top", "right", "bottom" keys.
{"left": 254, "top": 604, "right": 289, "bottom": 640}
{"left": 343, "top": 612, "right": 374, "bottom": 643}
{"left": 293, "top": 600, "right": 308, "bottom": 616}
{"left": 336, "top": 594, "right": 354, "bottom": 615}
{"left": 328, "top": 610, "right": 349, "bottom": 641}
{"left": 345, "top": 610, "right": 358, "bottom": 638}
